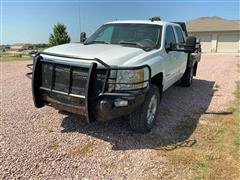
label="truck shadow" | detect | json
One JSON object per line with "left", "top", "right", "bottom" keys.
{"left": 61, "top": 79, "right": 216, "bottom": 151}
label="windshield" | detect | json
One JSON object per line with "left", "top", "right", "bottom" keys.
{"left": 84, "top": 23, "right": 162, "bottom": 51}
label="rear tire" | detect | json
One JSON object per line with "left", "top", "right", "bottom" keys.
{"left": 180, "top": 65, "right": 194, "bottom": 87}
{"left": 129, "top": 85, "right": 160, "bottom": 133}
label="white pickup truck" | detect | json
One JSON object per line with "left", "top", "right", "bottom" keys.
{"left": 28, "top": 20, "right": 201, "bottom": 133}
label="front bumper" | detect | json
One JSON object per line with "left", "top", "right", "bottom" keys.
{"left": 29, "top": 52, "right": 151, "bottom": 122}
{"left": 94, "top": 93, "right": 146, "bottom": 121}
{"left": 44, "top": 89, "right": 148, "bottom": 121}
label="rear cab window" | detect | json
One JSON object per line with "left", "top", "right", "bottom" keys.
{"left": 174, "top": 26, "right": 185, "bottom": 44}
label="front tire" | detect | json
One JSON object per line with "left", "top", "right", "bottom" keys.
{"left": 180, "top": 65, "right": 194, "bottom": 87}
{"left": 129, "top": 85, "right": 160, "bottom": 133}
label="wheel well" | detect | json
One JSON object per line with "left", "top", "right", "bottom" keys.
{"left": 151, "top": 72, "right": 163, "bottom": 102}
{"left": 151, "top": 72, "right": 163, "bottom": 91}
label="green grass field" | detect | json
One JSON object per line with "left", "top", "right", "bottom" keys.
{"left": 0, "top": 50, "right": 32, "bottom": 62}
{"left": 0, "top": 56, "right": 32, "bottom": 62}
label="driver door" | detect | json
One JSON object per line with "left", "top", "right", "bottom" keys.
{"left": 162, "top": 25, "right": 179, "bottom": 88}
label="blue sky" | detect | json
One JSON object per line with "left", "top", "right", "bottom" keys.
{"left": 1, "top": 0, "right": 239, "bottom": 44}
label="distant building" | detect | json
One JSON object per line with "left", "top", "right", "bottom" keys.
{"left": 186, "top": 16, "right": 240, "bottom": 53}
{"left": 10, "top": 43, "right": 33, "bottom": 51}
{"left": 0, "top": 45, "right": 10, "bottom": 51}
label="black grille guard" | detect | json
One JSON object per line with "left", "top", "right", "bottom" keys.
{"left": 26, "top": 52, "right": 151, "bottom": 122}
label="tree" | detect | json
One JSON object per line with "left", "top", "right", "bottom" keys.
{"left": 149, "top": 16, "right": 161, "bottom": 21}
{"left": 49, "top": 23, "right": 71, "bottom": 47}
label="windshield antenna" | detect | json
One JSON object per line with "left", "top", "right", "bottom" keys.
{"left": 78, "top": 5, "right": 82, "bottom": 34}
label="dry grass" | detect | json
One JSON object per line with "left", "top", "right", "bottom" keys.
{"left": 154, "top": 111, "right": 239, "bottom": 179}
{"left": 103, "top": 162, "right": 117, "bottom": 170}
{"left": 47, "top": 143, "right": 59, "bottom": 150}
{"left": 214, "top": 83, "right": 221, "bottom": 89}
{"left": 0, "top": 55, "right": 31, "bottom": 62}
{"left": 237, "top": 63, "right": 240, "bottom": 71}
{"left": 0, "top": 50, "right": 31, "bottom": 61}
{"left": 47, "top": 128, "right": 54, "bottom": 133}
{"left": 69, "top": 141, "right": 96, "bottom": 156}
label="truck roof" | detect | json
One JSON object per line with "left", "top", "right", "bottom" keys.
{"left": 105, "top": 20, "right": 178, "bottom": 26}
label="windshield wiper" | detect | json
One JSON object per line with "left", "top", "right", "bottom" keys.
{"left": 119, "top": 42, "right": 152, "bottom": 51}
{"left": 84, "top": 40, "right": 109, "bottom": 45}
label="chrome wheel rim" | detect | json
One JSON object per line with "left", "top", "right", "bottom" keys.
{"left": 147, "top": 94, "right": 158, "bottom": 125}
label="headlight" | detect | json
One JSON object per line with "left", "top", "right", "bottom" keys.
{"left": 114, "top": 67, "right": 149, "bottom": 90}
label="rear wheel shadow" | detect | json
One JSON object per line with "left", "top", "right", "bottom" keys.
{"left": 61, "top": 79, "right": 216, "bottom": 151}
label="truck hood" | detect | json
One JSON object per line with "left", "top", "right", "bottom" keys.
{"left": 43, "top": 43, "right": 145, "bottom": 66}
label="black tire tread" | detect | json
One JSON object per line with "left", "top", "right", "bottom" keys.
{"left": 129, "top": 85, "right": 160, "bottom": 133}
{"left": 180, "top": 66, "right": 193, "bottom": 87}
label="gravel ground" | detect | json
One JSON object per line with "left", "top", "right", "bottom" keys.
{"left": 0, "top": 54, "right": 239, "bottom": 179}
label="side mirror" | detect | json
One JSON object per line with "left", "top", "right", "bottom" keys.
{"left": 165, "top": 43, "right": 173, "bottom": 53}
{"left": 184, "top": 36, "right": 197, "bottom": 53}
{"left": 80, "top": 32, "right": 86, "bottom": 43}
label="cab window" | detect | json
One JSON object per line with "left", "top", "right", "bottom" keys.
{"left": 175, "top": 26, "right": 185, "bottom": 44}
{"left": 165, "top": 26, "right": 176, "bottom": 47}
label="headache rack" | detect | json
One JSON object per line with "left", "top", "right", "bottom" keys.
{"left": 26, "top": 52, "right": 151, "bottom": 122}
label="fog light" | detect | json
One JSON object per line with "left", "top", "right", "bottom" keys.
{"left": 114, "top": 99, "right": 128, "bottom": 107}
